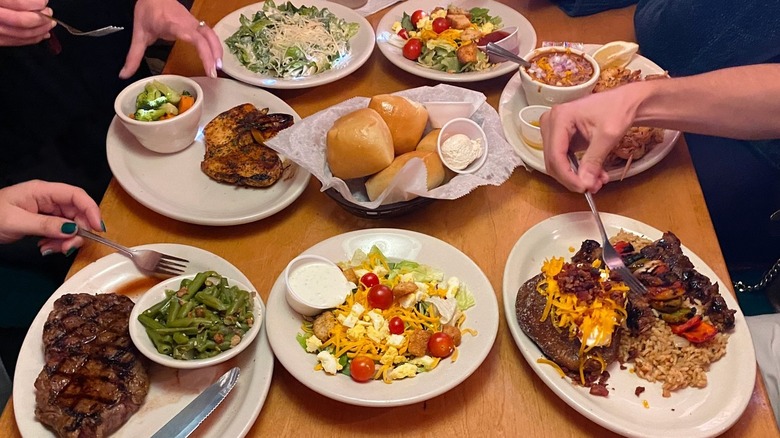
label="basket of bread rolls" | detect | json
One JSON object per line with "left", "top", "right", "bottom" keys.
{"left": 264, "top": 84, "right": 522, "bottom": 218}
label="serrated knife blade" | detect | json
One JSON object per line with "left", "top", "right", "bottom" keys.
{"left": 151, "top": 367, "right": 240, "bottom": 438}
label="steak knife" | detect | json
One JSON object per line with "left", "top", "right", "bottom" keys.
{"left": 151, "top": 367, "right": 241, "bottom": 438}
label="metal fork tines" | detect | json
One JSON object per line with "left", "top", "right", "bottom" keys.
{"left": 567, "top": 152, "right": 649, "bottom": 294}
{"left": 35, "top": 12, "right": 124, "bottom": 37}
{"left": 77, "top": 229, "right": 188, "bottom": 276}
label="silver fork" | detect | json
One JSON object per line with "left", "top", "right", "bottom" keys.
{"left": 77, "top": 229, "right": 188, "bottom": 276}
{"left": 567, "top": 152, "right": 649, "bottom": 294}
{"left": 35, "top": 12, "right": 124, "bottom": 37}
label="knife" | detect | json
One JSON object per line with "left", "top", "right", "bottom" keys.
{"left": 151, "top": 367, "right": 241, "bottom": 438}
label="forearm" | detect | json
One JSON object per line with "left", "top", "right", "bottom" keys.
{"left": 632, "top": 64, "right": 780, "bottom": 139}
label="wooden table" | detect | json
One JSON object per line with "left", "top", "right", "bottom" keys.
{"left": 2, "top": 1, "right": 777, "bottom": 437}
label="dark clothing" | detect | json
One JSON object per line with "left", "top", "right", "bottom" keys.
{"left": 0, "top": 0, "right": 150, "bottom": 327}
{"left": 553, "top": 0, "right": 638, "bottom": 17}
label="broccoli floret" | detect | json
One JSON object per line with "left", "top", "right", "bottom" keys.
{"left": 134, "top": 102, "right": 179, "bottom": 122}
{"left": 152, "top": 80, "right": 182, "bottom": 105}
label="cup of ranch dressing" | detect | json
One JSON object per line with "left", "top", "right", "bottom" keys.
{"left": 284, "top": 254, "right": 354, "bottom": 316}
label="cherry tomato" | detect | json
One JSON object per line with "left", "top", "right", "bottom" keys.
{"left": 350, "top": 356, "right": 375, "bottom": 382}
{"left": 388, "top": 316, "right": 405, "bottom": 335}
{"left": 367, "top": 284, "right": 393, "bottom": 309}
{"left": 410, "top": 9, "right": 427, "bottom": 27}
{"left": 431, "top": 17, "right": 450, "bottom": 33}
{"left": 402, "top": 38, "right": 422, "bottom": 60}
{"left": 360, "top": 272, "right": 380, "bottom": 288}
{"left": 427, "top": 332, "right": 455, "bottom": 358}
{"left": 397, "top": 28, "right": 409, "bottom": 40}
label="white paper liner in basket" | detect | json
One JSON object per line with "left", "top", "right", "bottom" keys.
{"left": 265, "top": 84, "right": 524, "bottom": 209}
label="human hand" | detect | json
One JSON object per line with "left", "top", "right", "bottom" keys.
{"left": 119, "top": 0, "right": 223, "bottom": 79}
{"left": 540, "top": 89, "right": 639, "bottom": 193}
{"left": 0, "top": 180, "right": 103, "bottom": 255}
{"left": 0, "top": 0, "right": 56, "bottom": 46}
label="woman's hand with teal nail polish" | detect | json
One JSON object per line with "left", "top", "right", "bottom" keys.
{"left": 61, "top": 222, "right": 77, "bottom": 234}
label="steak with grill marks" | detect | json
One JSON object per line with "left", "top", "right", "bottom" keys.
{"left": 34, "top": 293, "right": 149, "bottom": 438}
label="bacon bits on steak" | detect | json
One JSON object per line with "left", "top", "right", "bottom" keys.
{"left": 34, "top": 293, "right": 149, "bottom": 438}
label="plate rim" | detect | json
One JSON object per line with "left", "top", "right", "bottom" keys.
{"left": 501, "top": 212, "right": 756, "bottom": 437}
{"left": 375, "top": 0, "right": 537, "bottom": 83}
{"left": 215, "top": 0, "right": 375, "bottom": 89}
{"left": 498, "top": 44, "right": 681, "bottom": 181}
{"left": 106, "top": 76, "right": 310, "bottom": 226}
{"left": 13, "top": 243, "right": 274, "bottom": 438}
{"left": 264, "top": 228, "right": 500, "bottom": 407}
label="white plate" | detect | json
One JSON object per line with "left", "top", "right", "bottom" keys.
{"left": 106, "top": 77, "right": 310, "bottom": 226}
{"left": 502, "top": 212, "right": 755, "bottom": 438}
{"left": 215, "top": 0, "right": 375, "bottom": 89}
{"left": 499, "top": 44, "right": 681, "bottom": 181}
{"left": 376, "top": 0, "right": 536, "bottom": 83}
{"left": 14, "top": 244, "right": 273, "bottom": 438}
{"left": 265, "top": 228, "right": 499, "bottom": 407}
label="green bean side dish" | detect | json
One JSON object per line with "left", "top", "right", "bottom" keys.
{"left": 138, "top": 271, "right": 255, "bottom": 360}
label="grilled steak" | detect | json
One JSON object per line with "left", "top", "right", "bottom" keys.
{"left": 35, "top": 293, "right": 149, "bottom": 438}
{"left": 201, "top": 103, "right": 294, "bottom": 188}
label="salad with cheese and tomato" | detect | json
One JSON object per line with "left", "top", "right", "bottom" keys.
{"left": 389, "top": 5, "right": 503, "bottom": 73}
{"left": 296, "top": 246, "right": 476, "bottom": 383}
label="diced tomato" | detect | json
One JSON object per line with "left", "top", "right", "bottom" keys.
{"left": 670, "top": 314, "right": 702, "bottom": 335}
{"left": 613, "top": 241, "right": 632, "bottom": 255}
{"left": 397, "top": 28, "right": 409, "bottom": 40}
{"left": 680, "top": 320, "right": 719, "bottom": 344}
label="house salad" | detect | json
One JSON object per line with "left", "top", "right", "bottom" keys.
{"left": 389, "top": 5, "right": 503, "bottom": 73}
{"left": 224, "top": 0, "right": 360, "bottom": 78}
{"left": 296, "top": 246, "right": 477, "bottom": 383}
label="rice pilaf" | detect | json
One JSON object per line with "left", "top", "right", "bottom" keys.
{"left": 610, "top": 230, "right": 730, "bottom": 397}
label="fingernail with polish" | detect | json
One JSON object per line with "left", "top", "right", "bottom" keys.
{"left": 216, "top": 58, "right": 223, "bottom": 70}
{"left": 65, "top": 247, "right": 77, "bottom": 257}
{"left": 101, "top": 220, "right": 107, "bottom": 232}
{"left": 41, "top": 248, "right": 54, "bottom": 257}
{"left": 61, "top": 222, "right": 77, "bottom": 234}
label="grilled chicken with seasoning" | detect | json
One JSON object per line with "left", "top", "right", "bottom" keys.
{"left": 34, "top": 293, "right": 149, "bottom": 438}
{"left": 201, "top": 103, "right": 294, "bottom": 188}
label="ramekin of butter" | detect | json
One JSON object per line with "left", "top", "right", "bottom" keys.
{"left": 517, "top": 105, "right": 550, "bottom": 150}
{"left": 437, "top": 118, "right": 488, "bottom": 174}
{"left": 284, "top": 254, "right": 354, "bottom": 316}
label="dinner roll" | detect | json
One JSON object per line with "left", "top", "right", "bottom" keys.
{"left": 365, "top": 151, "right": 445, "bottom": 201}
{"left": 368, "top": 94, "right": 429, "bottom": 155}
{"left": 326, "top": 108, "right": 394, "bottom": 180}
{"left": 415, "top": 129, "right": 441, "bottom": 153}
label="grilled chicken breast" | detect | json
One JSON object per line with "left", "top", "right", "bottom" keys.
{"left": 201, "top": 103, "right": 294, "bottom": 188}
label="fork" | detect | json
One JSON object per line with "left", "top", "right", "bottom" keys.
{"left": 77, "top": 229, "right": 188, "bottom": 276}
{"left": 35, "top": 12, "right": 124, "bottom": 37}
{"left": 567, "top": 152, "right": 649, "bottom": 294}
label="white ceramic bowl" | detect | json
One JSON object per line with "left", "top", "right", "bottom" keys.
{"left": 519, "top": 47, "right": 600, "bottom": 106}
{"left": 284, "top": 254, "right": 353, "bottom": 316}
{"left": 437, "top": 118, "right": 488, "bottom": 174}
{"left": 114, "top": 74, "right": 204, "bottom": 154}
{"left": 129, "top": 273, "right": 263, "bottom": 369}
{"left": 423, "top": 101, "right": 476, "bottom": 129}
{"left": 476, "top": 26, "right": 519, "bottom": 63}
{"left": 517, "top": 105, "right": 550, "bottom": 150}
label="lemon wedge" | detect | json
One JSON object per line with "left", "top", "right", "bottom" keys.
{"left": 592, "top": 41, "right": 639, "bottom": 69}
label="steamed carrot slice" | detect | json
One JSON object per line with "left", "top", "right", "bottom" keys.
{"left": 178, "top": 95, "right": 195, "bottom": 114}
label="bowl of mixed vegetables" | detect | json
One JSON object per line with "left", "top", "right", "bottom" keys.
{"left": 129, "top": 271, "right": 263, "bottom": 369}
{"left": 114, "top": 74, "right": 203, "bottom": 153}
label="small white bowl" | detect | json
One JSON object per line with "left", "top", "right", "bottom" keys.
{"left": 519, "top": 46, "right": 600, "bottom": 106}
{"left": 114, "top": 74, "right": 204, "bottom": 154}
{"left": 284, "top": 254, "right": 353, "bottom": 317}
{"left": 423, "top": 101, "right": 476, "bottom": 129}
{"left": 518, "top": 105, "right": 550, "bottom": 150}
{"left": 437, "top": 118, "right": 488, "bottom": 174}
{"left": 129, "top": 273, "right": 262, "bottom": 369}
{"left": 476, "top": 26, "right": 519, "bottom": 63}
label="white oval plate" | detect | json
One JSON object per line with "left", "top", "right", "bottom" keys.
{"left": 499, "top": 44, "right": 681, "bottom": 181}
{"left": 215, "top": 0, "right": 375, "bottom": 89}
{"left": 265, "top": 228, "right": 499, "bottom": 407}
{"left": 14, "top": 244, "right": 273, "bottom": 438}
{"left": 107, "top": 77, "right": 309, "bottom": 226}
{"left": 502, "top": 212, "right": 755, "bottom": 438}
{"left": 376, "top": 0, "right": 536, "bottom": 83}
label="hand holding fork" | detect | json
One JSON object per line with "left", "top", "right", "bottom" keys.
{"left": 77, "top": 229, "right": 188, "bottom": 277}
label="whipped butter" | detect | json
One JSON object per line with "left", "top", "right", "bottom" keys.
{"left": 440, "top": 133, "right": 483, "bottom": 170}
